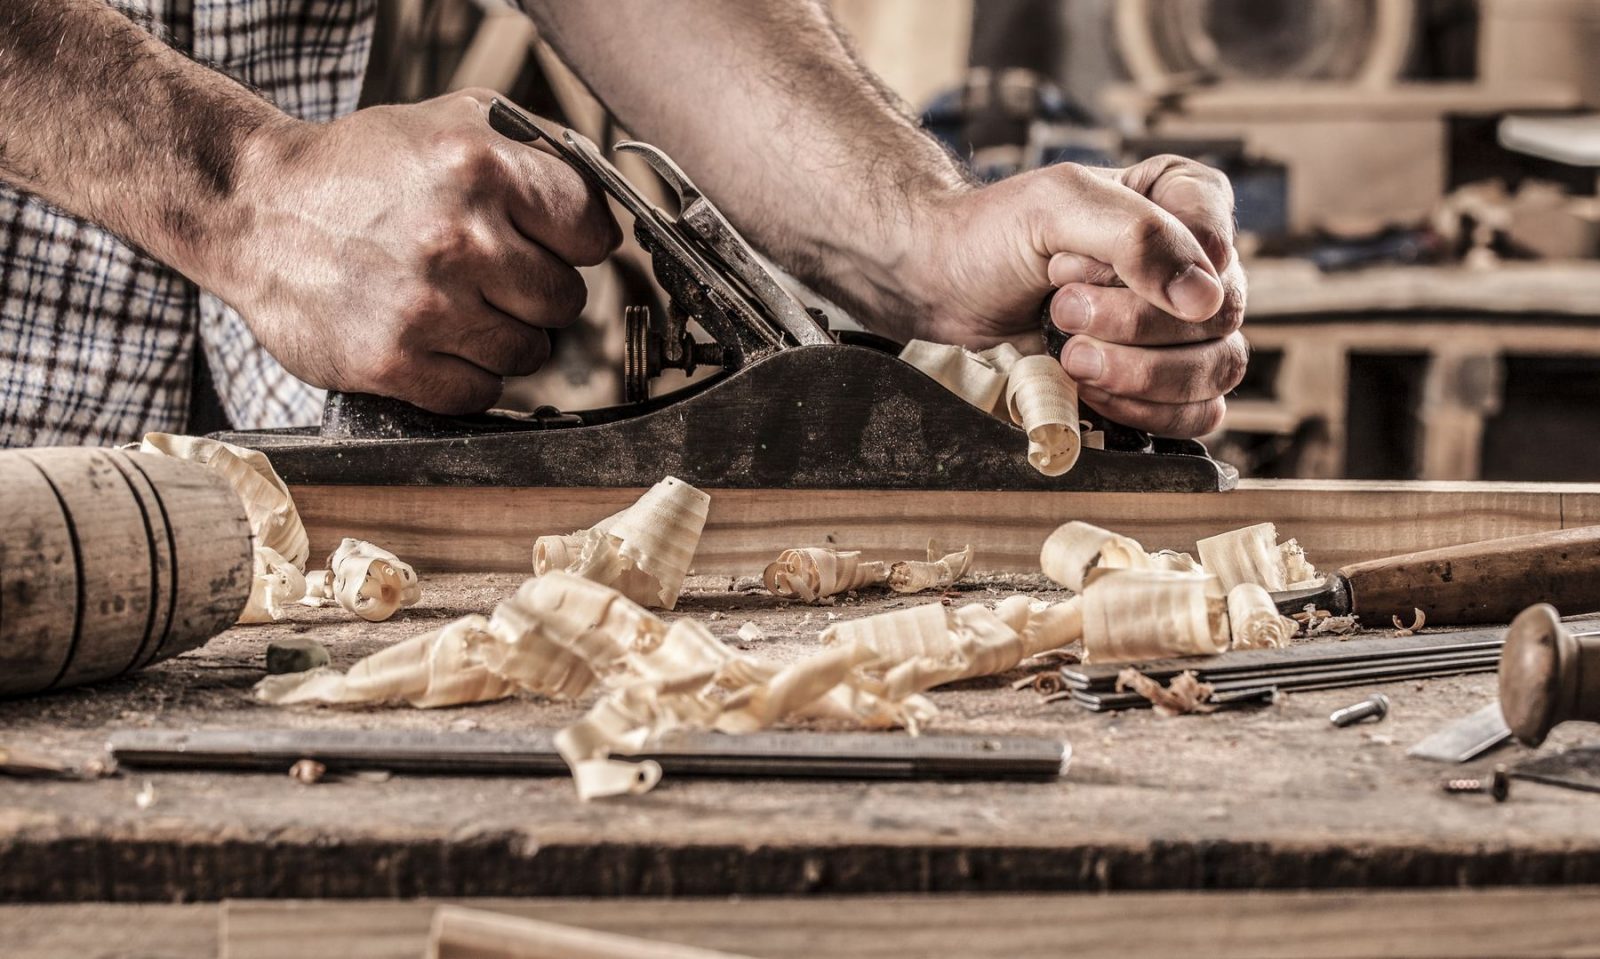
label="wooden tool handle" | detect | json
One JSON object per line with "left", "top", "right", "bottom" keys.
{"left": 1342, "top": 525, "right": 1600, "bottom": 626}
{"left": 1, "top": 448, "right": 252, "bottom": 697}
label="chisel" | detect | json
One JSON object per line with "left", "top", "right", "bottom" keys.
{"left": 1271, "top": 525, "right": 1600, "bottom": 627}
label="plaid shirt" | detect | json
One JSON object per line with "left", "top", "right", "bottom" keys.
{"left": 0, "top": 0, "right": 375, "bottom": 447}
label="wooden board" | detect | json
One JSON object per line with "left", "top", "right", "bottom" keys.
{"left": 215, "top": 889, "right": 1600, "bottom": 959}
{"left": 292, "top": 480, "right": 1600, "bottom": 575}
{"left": 12, "top": 888, "right": 1600, "bottom": 959}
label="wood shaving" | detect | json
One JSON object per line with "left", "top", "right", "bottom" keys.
{"left": 1115, "top": 668, "right": 1217, "bottom": 716}
{"left": 134, "top": 780, "right": 157, "bottom": 810}
{"left": 137, "top": 432, "right": 308, "bottom": 569}
{"left": 762, "top": 547, "right": 888, "bottom": 601}
{"left": 532, "top": 476, "right": 710, "bottom": 610}
{"left": 736, "top": 622, "right": 764, "bottom": 643}
{"left": 255, "top": 572, "right": 944, "bottom": 800}
{"left": 1307, "top": 612, "right": 1361, "bottom": 636}
{"left": 1196, "top": 523, "right": 1321, "bottom": 593}
{"left": 255, "top": 614, "right": 516, "bottom": 708}
{"left": 1226, "top": 582, "right": 1298, "bottom": 650}
{"left": 1040, "top": 521, "right": 1153, "bottom": 592}
{"left": 239, "top": 546, "right": 307, "bottom": 625}
{"left": 1003, "top": 354, "right": 1081, "bottom": 476}
{"left": 1080, "top": 569, "right": 1229, "bottom": 662}
{"left": 289, "top": 759, "right": 326, "bottom": 785}
{"left": 897, "top": 339, "right": 1017, "bottom": 413}
{"left": 887, "top": 543, "right": 974, "bottom": 594}
{"left": 763, "top": 543, "right": 972, "bottom": 602}
{"left": 1392, "top": 607, "right": 1426, "bottom": 637}
{"left": 900, "top": 340, "right": 1079, "bottom": 474}
{"left": 327, "top": 538, "right": 421, "bottom": 622}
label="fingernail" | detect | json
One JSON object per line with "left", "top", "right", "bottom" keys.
{"left": 1063, "top": 342, "right": 1103, "bottom": 383}
{"left": 1167, "top": 264, "right": 1223, "bottom": 320}
{"left": 1053, "top": 289, "right": 1091, "bottom": 333}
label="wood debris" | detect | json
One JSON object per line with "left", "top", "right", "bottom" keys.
{"left": 1082, "top": 569, "right": 1229, "bottom": 662}
{"left": 327, "top": 538, "right": 422, "bottom": 622}
{"left": 1227, "top": 583, "right": 1298, "bottom": 650}
{"left": 899, "top": 339, "right": 1079, "bottom": 475}
{"left": 1393, "top": 608, "right": 1427, "bottom": 637}
{"left": 238, "top": 546, "right": 307, "bottom": 625}
{"left": 1040, "top": 521, "right": 1153, "bottom": 592}
{"left": 1115, "top": 668, "right": 1217, "bottom": 716}
{"left": 763, "top": 547, "right": 888, "bottom": 601}
{"left": 532, "top": 476, "right": 709, "bottom": 610}
{"left": 897, "top": 339, "right": 1019, "bottom": 414}
{"left": 1196, "top": 522, "right": 1320, "bottom": 592}
{"left": 1003, "top": 353, "right": 1081, "bottom": 476}
{"left": 763, "top": 543, "right": 973, "bottom": 602}
{"left": 138, "top": 432, "right": 308, "bottom": 569}
{"left": 289, "top": 759, "right": 326, "bottom": 785}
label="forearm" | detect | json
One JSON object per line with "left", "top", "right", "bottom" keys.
{"left": 525, "top": 0, "right": 970, "bottom": 338}
{"left": 0, "top": 0, "right": 290, "bottom": 291}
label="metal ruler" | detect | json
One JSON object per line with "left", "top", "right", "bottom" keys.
{"left": 107, "top": 729, "right": 1070, "bottom": 782}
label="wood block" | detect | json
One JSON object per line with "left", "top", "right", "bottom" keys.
{"left": 291, "top": 481, "right": 1594, "bottom": 577}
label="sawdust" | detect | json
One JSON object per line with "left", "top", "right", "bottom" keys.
{"left": 1114, "top": 669, "right": 1217, "bottom": 716}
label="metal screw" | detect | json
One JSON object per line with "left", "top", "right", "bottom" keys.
{"left": 1441, "top": 764, "right": 1511, "bottom": 802}
{"left": 1329, "top": 693, "right": 1390, "bottom": 727}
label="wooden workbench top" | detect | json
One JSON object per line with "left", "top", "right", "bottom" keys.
{"left": 3, "top": 572, "right": 1597, "bottom": 902}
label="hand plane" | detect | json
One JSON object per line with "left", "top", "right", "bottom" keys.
{"left": 218, "top": 100, "right": 1235, "bottom": 493}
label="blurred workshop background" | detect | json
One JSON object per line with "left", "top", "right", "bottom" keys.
{"left": 364, "top": 0, "right": 1600, "bottom": 483}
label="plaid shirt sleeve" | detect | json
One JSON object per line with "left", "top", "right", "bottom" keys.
{"left": 0, "top": 0, "right": 375, "bottom": 448}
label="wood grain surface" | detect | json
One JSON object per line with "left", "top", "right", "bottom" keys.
{"left": 292, "top": 480, "right": 1600, "bottom": 576}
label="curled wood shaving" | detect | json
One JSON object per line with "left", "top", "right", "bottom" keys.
{"left": 900, "top": 339, "right": 1079, "bottom": 474}
{"left": 1115, "top": 668, "right": 1216, "bottom": 716}
{"left": 532, "top": 476, "right": 710, "bottom": 610}
{"left": 138, "top": 432, "right": 309, "bottom": 569}
{"left": 1081, "top": 569, "right": 1229, "bottom": 662}
{"left": 328, "top": 538, "right": 421, "bottom": 622}
{"left": 255, "top": 571, "right": 944, "bottom": 800}
{"left": 763, "top": 548, "right": 888, "bottom": 601}
{"left": 1040, "top": 521, "right": 1153, "bottom": 592}
{"left": 898, "top": 339, "right": 1019, "bottom": 414}
{"left": 763, "top": 543, "right": 972, "bottom": 602}
{"left": 1196, "top": 523, "right": 1320, "bottom": 593}
{"left": 1393, "top": 607, "right": 1426, "bottom": 636}
{"left": 239, "top": 546, "right": 307, "bottom": 625}
{"left": 1004, "top": 354, "right": 1081, "bottom": 476}
{"left": 255, "top": 614, "right": 516, "bottom": 707}
{"left": 888, "top": 543, "right": 974, "bottom": 594}
{"left": 1226, "top": 583, "right": 1298, "bottom": 650}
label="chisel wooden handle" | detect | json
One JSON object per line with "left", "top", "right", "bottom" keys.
{"left": 1339, "top": 525, "right": 1600, "bottom": 626}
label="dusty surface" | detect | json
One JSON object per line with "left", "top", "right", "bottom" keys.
{"left": 2, "top": 573, "right": 1598, "bottom": 901}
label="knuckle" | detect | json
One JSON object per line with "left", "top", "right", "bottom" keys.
{"left": 1119, "top": 212, "right": 1179, "bottom": 263}
{"left": 422, "top": 222, "right": 482, "bottom": 266}
{"left": 547, "top": 268, "right": 588, "bottom": 325}
{"left": 1111, "top": 347, "right": 1159, "bottom": 396}
{"left": 436, "top": 131, "right": 499, "bottom": 183}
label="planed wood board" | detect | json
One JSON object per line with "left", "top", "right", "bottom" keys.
{"left": 219, "top": 889, "right": 1600, "bottom": 959}
{"left": 291, "top": 480, "right": 1600, "bottom": 576}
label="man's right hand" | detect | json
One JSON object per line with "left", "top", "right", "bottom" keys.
{"left": 221, "top": 90, "right": 620, "bottom": 414}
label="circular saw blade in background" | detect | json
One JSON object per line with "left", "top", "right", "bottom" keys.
{"left": 1115, "top": 0, "right": 1415, "bottom": 92}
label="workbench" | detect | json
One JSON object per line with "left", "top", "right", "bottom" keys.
{"left": 4, "top": 568, "right": 1599, "bottom": 906}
